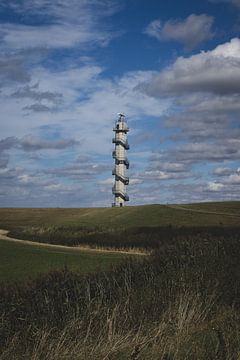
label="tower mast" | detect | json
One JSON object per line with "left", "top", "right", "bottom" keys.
{"left": 112, "top": 113, "right": 129, "bottom": 207}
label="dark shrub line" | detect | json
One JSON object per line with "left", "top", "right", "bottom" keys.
{"left": 9, "top": 225, "right": 240, "bottom": 250}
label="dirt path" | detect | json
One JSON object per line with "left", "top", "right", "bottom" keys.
{"left": 0, "top": 229, "right": 148, "bottom": 256}
{"left": 166, "top": 205, "right": 240, "bottom": 218}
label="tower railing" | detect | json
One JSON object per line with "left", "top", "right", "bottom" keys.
{"left": 112, "top": 138, "right": 130, "bottom": 150}
{"left": 112, "top": 186, "right": 129, "bottom": 202}
{"left": 113, "top": 126, "right": 129, "bottom": 133}
{"left": 112, "top": 151, "right": 129, "bottom": 167}
{"left": 112, "top": 169, "right": 129, "bottom": 185}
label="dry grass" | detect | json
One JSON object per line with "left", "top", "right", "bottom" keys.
{"left": 1, "top": 290, "right": 237, "bottom": 360}
{"left": 1, "top": 229, "right": 240, "bottom": 359}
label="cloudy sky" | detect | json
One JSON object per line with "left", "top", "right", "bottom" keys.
{"left": 0, "top": 0, "right": 240, "bottom": 207}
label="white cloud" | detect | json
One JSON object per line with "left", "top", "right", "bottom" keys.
{"left": 0, "top": 1, "right": 239, "bottom": 206}
{"left": 0, "top": 0, "right": 119, "bottom": 50}
{"left": 139, "top": 38, "right": 240, "bottom": 97}
{"left": 1, "top": 0, "right": 120, "bottom": 19}
{"left": 97, "top": 178, "right": 114, "bottom": 186}
{"left": 184, "top": 94, "right": 240, "bottom": 114}
{"left": 0, "top": 64, "right": 168, "bottom": 162}
{"left": 213, "top": 167, "right": 232, "bottom": 176}
{"left": 207, "top": 181, "right": 224, "bottom": 191}
{"left": 0, "top": 135, "right": 78, "bottom": 151}
{"left": 227, "top": 174, "right": 240, "bottom": 184}
{"left": 44, "top": 183, "right": 76, "bottom": 192}
{"left": 143, "top": 170, "right": 178, "bottom": 180}
{"left": 1, "top": 23, "right": 110, "bottom": 50}
{"left": 18, "top": 174, "right": 37, "bottom": 184}
{"left": 145, "top": 14, "right": 214, "bottom": 49}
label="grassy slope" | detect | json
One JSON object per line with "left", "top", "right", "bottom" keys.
{"left": 0, "top": 202, "right": 240, "bottom": 230}
{"left": 177, "top": 201, "right": 240, "bottom": 215}
{"left": 1, "top": 233, "right": 240, "bottom": 359}
{"left": 1, "top": 202, "right": 240, "bottom": 358}
{"left": 0, "top": 239, "right": 130, "bottom": 282}
{"left": 0, "top": 202, "right": 239, "bottom": 282}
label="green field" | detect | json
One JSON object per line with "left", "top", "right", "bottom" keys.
{"left": 0, "top": 239, "right": 131, "bottom": 283}
{"left": 0, "top": 202, "right": 239, "bottom": 230}
{"left": 1, "top": 202, "right": 240, "bottom": 358}
{"left": 0, "top": 202, "right": 239, "bottom": 283}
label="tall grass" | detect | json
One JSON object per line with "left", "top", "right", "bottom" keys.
{"left": 1, "top": 233, "right": 240, "bottom": 359}
{"left": 9, "top": 224, "right": 240, "bottom": 250}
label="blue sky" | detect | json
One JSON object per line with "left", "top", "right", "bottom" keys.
{"left": 0, "top": 0, "right": 240, "bottom": 207}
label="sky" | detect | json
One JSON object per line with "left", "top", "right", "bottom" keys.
{"left": 0, "top": 0, "right": 240, "bottom": 207}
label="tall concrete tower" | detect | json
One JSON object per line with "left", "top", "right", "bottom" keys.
{"left": 112, "top": 113, "right": 129, "bottom": 207}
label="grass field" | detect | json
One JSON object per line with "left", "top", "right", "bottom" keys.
{"left": 0, "top": 202, "right": 239, "bottom": 251}
{"left": 0, "top": 239, "right": 132, "bottom": 282}
{"left": 1, "top": 230, "right": 240, "bottom": 359}
{"left": 1, "top": 202, "right": 240, "bottom": 358}
{"left": 0, "top": 202, "right": 240, "bottom": 231}
{"left": 177, "top": 201, "right": 240, "bottom": 213}
{"left": 0, "top": 201, "right": 239, "bottom": 282}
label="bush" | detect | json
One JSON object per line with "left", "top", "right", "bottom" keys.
{"left": 1, "top": 233, "right": 240, "bottom": 358}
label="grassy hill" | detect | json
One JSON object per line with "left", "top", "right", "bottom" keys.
{"left": 0, "top": 202, "right": 239, "bottom": 250}
{"left": 0, "top": 202, "right": 240, "bottom": 230}
{"left": 1, "top": 202, "right": 240, "bottom": 358}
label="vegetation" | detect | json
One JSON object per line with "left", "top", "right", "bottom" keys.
{"left": 0, "top": 239, "right": 131, "bottom": 282}
{"left": 1, "top": 202, "right": 240, "bottom": 358}
{"left": 1, "top": 232, "right": 240, "bottom": 359}
{"left": 0, "top": 202, "right": 239, "bottom": 231}
{"left": 0, "top": 202, "right": 239, "bottom": 250}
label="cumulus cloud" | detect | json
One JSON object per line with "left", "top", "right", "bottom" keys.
{"left": 0, "top": 58, "right": 31, "bottom": 85}
{"left": 137, "top": 169, "right": 191, "bottom": 181}
{"left": 46, "top": 163, "right": 110, "bottom": 180}
{"left": 19, "top": 135, "right": 78, "bottom": 151}
{"left": 43, "top": 183, "right": 76, "bottom": 192}
{"left": 23, "top": 103, "right": 55, "bottom": 112}
{"left": 0, "top": 137, "right": 16, "bottom": 151}
{"left": 0, "top": 0, "right": 120, "bottom": 95}
{"left": 227, "top": 173, "right": 240, "bottom": 184}
{"left": 165, "top": 112, "right": 240, "bottom": 143}
{"left": 145, "top": 14, "right": 214, "bottom": 49}
{"left": 181, "top": 94, "right": 240, "bottom": 114}
{"left": 147, "top": 159, "right": 190, "bottom": 173}
{"left": 0, "top": 166, "right": 21, "bottom": 180}
{"left": 0, "top": 135, "right": 78, "bottom": 152}
{"left": 139, "top": 38, "right": 240, "bottom": 97}
{"left": 213, "top": 167, "right": 233, "bottom": 176}
{"left": 168, "top": 140, "right": 240, "bottom": 163}
{"left": 11, "top": 84, "right": 62, "bottom": 104}
{"left": 0, "top": 2, "right": 239, "bottom": 206}
{"left": 97, "top": 177, "right": 114, "bottom": 186}
{"left": 0, "top": 153, "right": 9, "bottom": 168}
{"left": 207, "top": 181, "right": 224, "bottom": 191}
{"left": 206, "top": 169, "right": 240, "bottom": 197}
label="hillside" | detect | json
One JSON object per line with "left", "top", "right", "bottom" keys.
{"left": 0, "top": 201, "right": 240, "bottom": 230}
{"left": 0, "top": 202, "right": 239, "bottom": 250}
{"left": 0, "top": 201, "right": 239, "bottom": 282}
{"left": 1, "top": 208, "right": 240, "bottom": 358}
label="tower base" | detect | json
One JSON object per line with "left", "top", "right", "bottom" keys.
{"left": 112, "top": 196, "right": 124, "bottom": 207}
